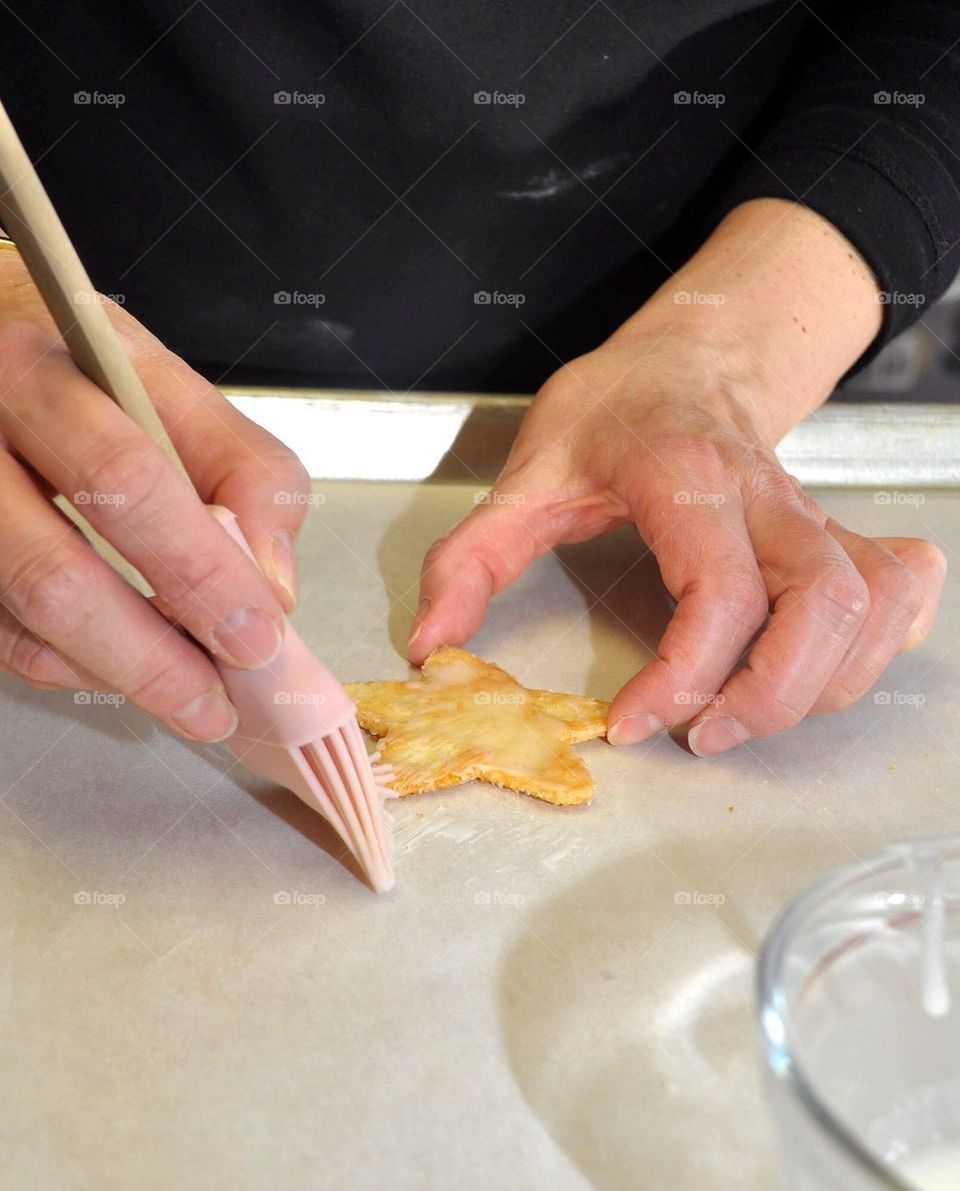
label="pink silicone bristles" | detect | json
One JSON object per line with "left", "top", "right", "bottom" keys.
{"left": 208, "top": 506, "right": 396, "bottom": 892}
{"left": 302, "top": 723, "right": 397, "bottom": 891}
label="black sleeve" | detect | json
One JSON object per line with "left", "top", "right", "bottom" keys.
{"left": 716, "top": 0, "right": 960, "bottom": 364}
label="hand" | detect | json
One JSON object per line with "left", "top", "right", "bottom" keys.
{"left": 0, "top": 250, "right": 311, "bottom": 741}
{"left": 409, "top": 337, "right": 944, "bottom": 752}
{"left": 409, "top": 200, "right": 947, "bottom": 755}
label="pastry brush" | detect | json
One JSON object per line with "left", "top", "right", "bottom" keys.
{"left": 0, "top": 99, "right": 396, "bottom": 891}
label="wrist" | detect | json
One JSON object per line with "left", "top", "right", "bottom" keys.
{"left": 606, "top": 199, "right": 882, "bottom": 443}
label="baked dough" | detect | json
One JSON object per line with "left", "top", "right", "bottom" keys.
{"left": 346, "top": 647, "right": 609, "bottom": 805}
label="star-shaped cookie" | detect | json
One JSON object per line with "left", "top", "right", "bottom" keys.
{"left": 346, "top": 647, "right": 609, "bottom": 805}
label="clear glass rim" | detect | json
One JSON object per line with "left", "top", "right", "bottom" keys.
{"left": 757, "top": 832, "right": 960, "bottom": 1191}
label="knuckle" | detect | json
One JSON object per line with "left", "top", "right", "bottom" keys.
{"left": 786, "top": 475, "right": 826, "bottom": 521}
{"left": 0, "top": 318, "right": 50, "bottom": 363}
{"left": 766, "top": 690, "right": 809, "bottom": 726}
{"left": 662, "top": 436, "right": 728, "bottom": 484}
{"left": 5, "top": 543, "right": 98, "bottom": 635}
{"left": 739, "top": 655, "right": 814, "bottom": 728}
{"left": 4, "top": 622, "right": 55, "bottom": 684}
{"left": 0, "top": 319, "right": 55, "bottom": 391}
{"left": 272, "top": 456, "right": 312, "bottom": 511}
{"left": 715, "top": 570, "right": 768, "bottom": 629}
{"left": 422, "top": 532, "right": 457, "bottom": 575}
{"left": 747, "top": 462, "right": 796, "bottom": 500}
{"left": 538, "top": 357, "right": 589, "bottom": 400}
{"left": 420, "top": 523, "right": 494, "bottom": 596}
{"left": 809, "top": 568, "right": 870, "bottom": 636}
{"left": 124, "top": 652, "right": 197, "bottom": 713}
{"left": 258, "top": 432, "right": 308, "bottom": 479}
{"left": 748, "top": 465, "right": 826, "bottom": 522}
{"left": 218, "top": 446, "right": 313, "bottom": 531}
{"left": 228, "top": 429, "right": 312, "bottom": 506}
{"left": 123, "top": 326, "right": 181, "bottom": 377}
{"left": 814, "top": 681, "right": 862, "bottom": 715}
{"left": 117, "top": 325, "right": 154, "bottom": 362}
{"left": 870, "top": 558, "right": 923, "bottom": 620}
{"left": 155, "top": 547, "right": 229, "bottom": 613}
{"left": 657, "top": 638, "right": 703, "bottom": 695}
{"left": 285, "top": 456, "right": 312, "bottom": 499}
{"left": 75, "top": 438, "right": 168, "bottom": 522}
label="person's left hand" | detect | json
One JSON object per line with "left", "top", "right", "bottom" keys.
{"left": 405, "top": 331, "right": 945, "bottom": 756}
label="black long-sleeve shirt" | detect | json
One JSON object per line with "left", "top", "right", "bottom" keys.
{"left": 5, "top": 1, "right": 960, "bottom": 391}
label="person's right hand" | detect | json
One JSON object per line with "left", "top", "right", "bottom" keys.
{"left": 0, "top": 250, "right": 311, "bottom": 741}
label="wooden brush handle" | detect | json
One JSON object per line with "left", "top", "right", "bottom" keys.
{"left": 0, "top": 97, "right": 189, "bottom": 482}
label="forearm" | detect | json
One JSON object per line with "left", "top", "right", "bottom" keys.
{"left": 605, "top": 198, "right": 882, "bottom": 445}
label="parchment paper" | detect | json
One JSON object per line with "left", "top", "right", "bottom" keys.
{"left": 1, "top": 483, "right": 956, "bottom": 1190}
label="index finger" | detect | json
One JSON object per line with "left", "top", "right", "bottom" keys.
{"left": 3, "top": 349, "right": 286, "bottom": 670}
{"left": 129, "top": 344, "right": 313, "bottom": 611}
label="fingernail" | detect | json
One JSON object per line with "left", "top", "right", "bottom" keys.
{"left": 608, "top": 713, "right": 665, "bottom": 746}
{"left": 688, "top": 716, "right": 750, "bottom": 757}
{"left": 170, "top": 687, "right": 239, "bottom": 742}
{"left": 213, "top": 607, "right": 284, "bottom": 668}
{"left": 408, "top": 597, "right": 431, "bottom": 647}
{"left": 268, "top": 530, "right": 298, "bottom": 610}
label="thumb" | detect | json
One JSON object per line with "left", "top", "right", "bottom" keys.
{"left": 408, "top": 491, "right": 550, "bottom": 663}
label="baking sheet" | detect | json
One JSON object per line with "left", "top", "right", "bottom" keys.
{"left": 1, "top": 425, "right": 958, "bottom": 1189}
{"left": 223, "top": 389, "right": 960, "bottom": 486}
